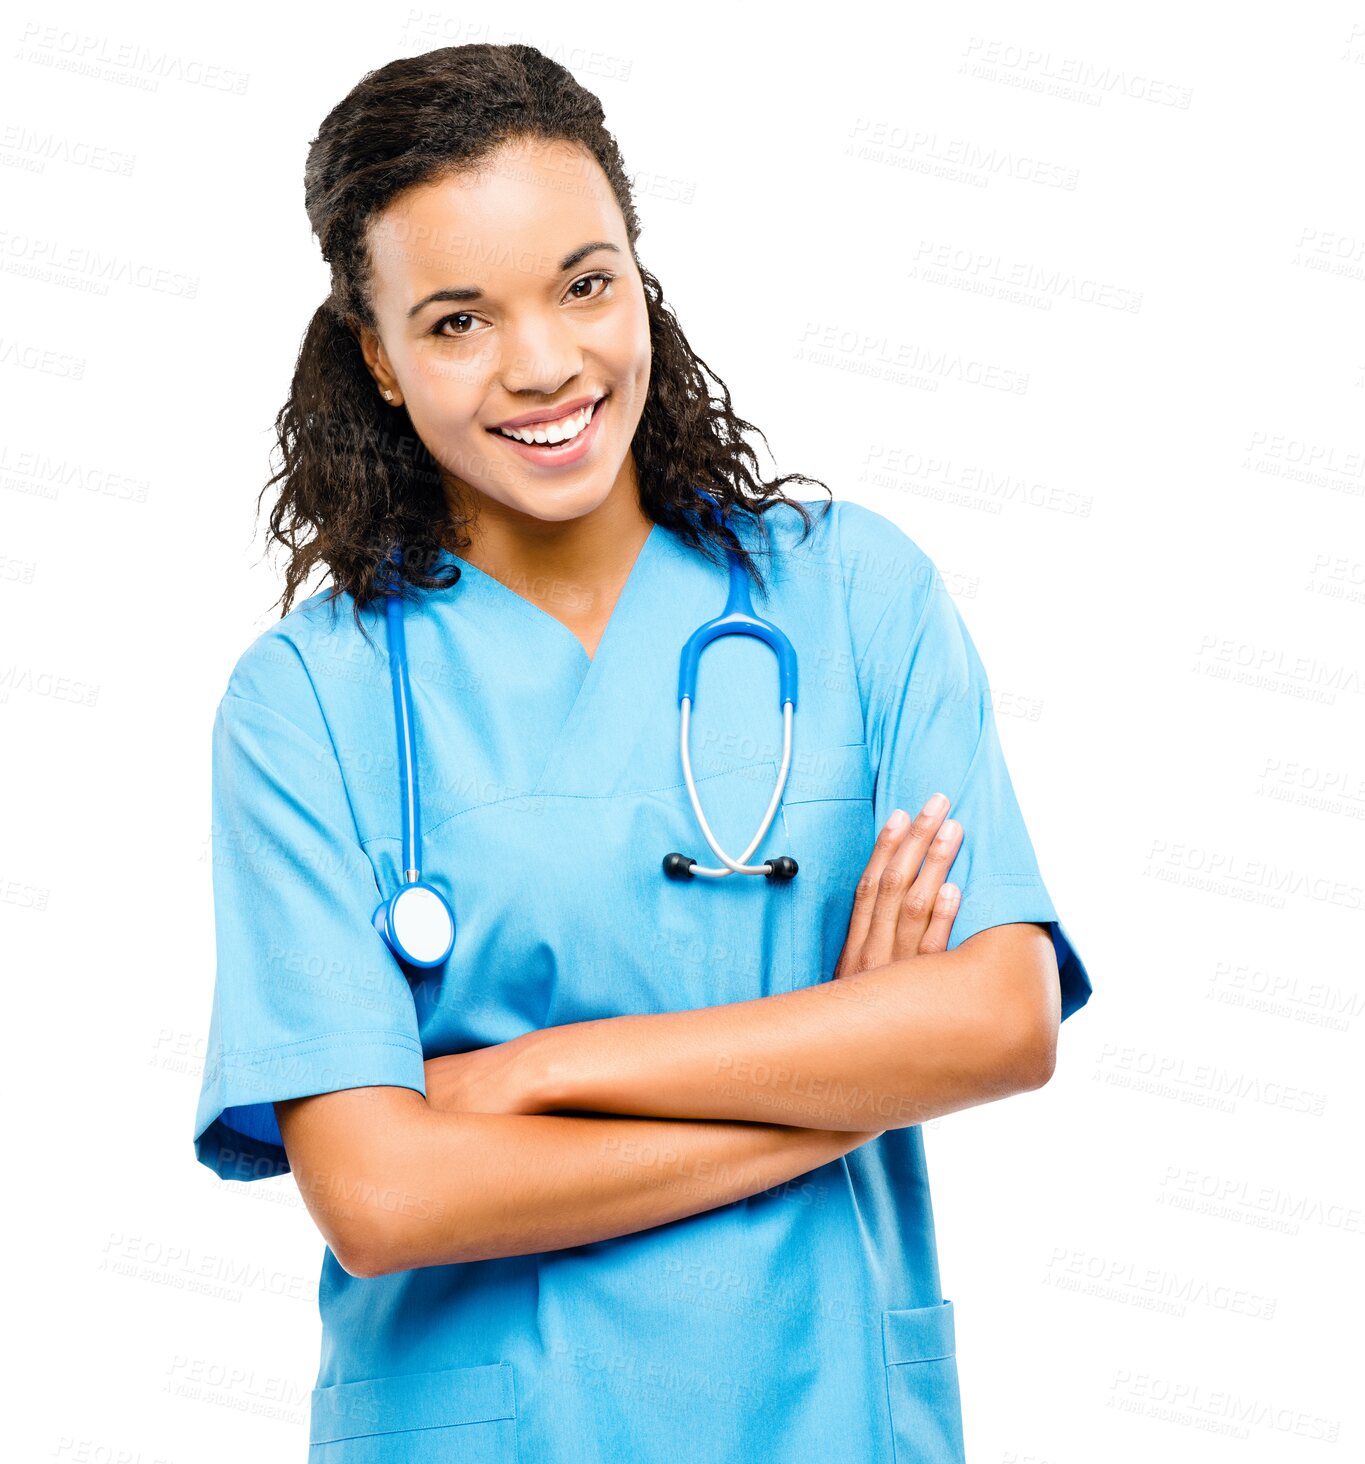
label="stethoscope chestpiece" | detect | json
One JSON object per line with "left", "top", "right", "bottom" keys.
{"left": 372, "top": 881, "right": 457, "bottom": 968}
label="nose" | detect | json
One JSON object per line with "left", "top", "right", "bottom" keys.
{"left": 496, "top": 312, "right": 584, "bottom": 398}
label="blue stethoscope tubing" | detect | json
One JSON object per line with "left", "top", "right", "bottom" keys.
{"left": 664, "top": 488, "right": 799, "bottom": 883}
{"left": 371, "top": 491, "right": 798, "bottom": 969}
{"left": 371, "top": 550, "right": 458, "bottom": 969}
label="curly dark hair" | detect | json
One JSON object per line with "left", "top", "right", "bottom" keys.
{"left": 264, "top": 42, "right": 832, "bottom": 628}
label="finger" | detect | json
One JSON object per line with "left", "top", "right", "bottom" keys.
{"left": 835, "top": 809, "right": 913, "bottom": 977}
{"left": 917, "top": 883, "right": 960, "bottom": 956}
{"left": 864, "top": 795, "right": 951, "bottom": 969}
{"left": 890, "top": 817, "right": 962, "bottom": 961}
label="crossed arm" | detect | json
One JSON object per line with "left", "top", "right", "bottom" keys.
{"left": 426, "top": 920, "right": 1059, "bottom": 1133}
{"left": 426, "top": 803, "right": 1060, "bottom": 1131}
{"left": 276, "top": 804, "right": 1062, "bottom": 1275}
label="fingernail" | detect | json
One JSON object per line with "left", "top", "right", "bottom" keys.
{"left": 924, "top": 793, "right": 948, "bottom": 816}
{"left": 887, "top": 809, "right": 908, "bottom": 831}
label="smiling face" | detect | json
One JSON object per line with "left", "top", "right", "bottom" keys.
{"left": 356, "top": 135, "right": 652, "bottom": 529}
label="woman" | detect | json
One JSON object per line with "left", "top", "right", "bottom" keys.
{"left": 193, "top": 42, "right": 1092, "bottom": 1462}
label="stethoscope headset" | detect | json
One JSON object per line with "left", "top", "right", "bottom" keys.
{"left": 371, "top": 488, "right": 798, "bottom": 971}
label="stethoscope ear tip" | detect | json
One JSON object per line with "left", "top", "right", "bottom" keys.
{"left": 662, "top": 852, "right": 696, "bottom": 881}
{"left": 764, "top": 856, "right": 799, "bottom": 882}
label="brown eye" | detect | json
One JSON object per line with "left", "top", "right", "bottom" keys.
{"left": 433, "top": 312, "right": 477, "bottom": 337}
{"left": 567, "top": 271, "right": 615, "bottom": 302}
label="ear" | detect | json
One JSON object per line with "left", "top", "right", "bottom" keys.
{"left": 357, "top": 325, "right": 401, "bottom": 405}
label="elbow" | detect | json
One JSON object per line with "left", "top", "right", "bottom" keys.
{"left": 321, "top": 1202, "right": 394, "bottom": 1280}
{"left": 333, "top": 1184, "right": 434, "bottom": 1279}
{"left": 959, "top": 922, "right": 1061, "bottom": 1095}
{"left": 335, "top": 1228, "right": 390, "bottom": 1280}
{"left": 277, "top": 1155, "right": 401, "bottom": 1278}
{"left": 963, "top": 1007, "right": 1055, "bottom": 1104}
{"left": 334, "top": 1174, "right": 472, "bottom": 1278}
{"left": 1001, "top": 926, "right": 1063, "bottom": 1090}
{"left": 300, "top": 1159, "right": 414, "bottom": 1280}
{"left": 1004, "top": 984, "right": 1060, "bottom": 1090}
{"left": 276, "top": 1088, "right": 439, "bottom": 1279}
{"left": 1010, "top": 1019, "right": 1058, "bottom": 1090}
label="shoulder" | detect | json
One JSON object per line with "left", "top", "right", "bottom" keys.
{"left": 218, "top": 587, "right": 381, "bottom": 746}
{"left": 747, "top": 495, "right": 934, "bottom": 582}
{"left": 819, "top": 500, "right": 976, "bottom": 696}
{"left": 828, "top": 498, "right": 938, "bottom": 608}
{"left": 753, "top": 495, "right": 941, "bottom": 631}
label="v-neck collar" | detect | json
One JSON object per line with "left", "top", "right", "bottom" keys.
{"left": 409, "top": 514, "right": 782, "bottom": 800}
{"left": 436, "top": 521, "right": 662, "bottom": 669}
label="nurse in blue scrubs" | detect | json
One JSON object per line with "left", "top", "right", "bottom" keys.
{"left": 194, "top": 42, "right": 1092, "bottom": 1463}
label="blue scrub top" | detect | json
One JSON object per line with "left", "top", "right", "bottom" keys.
{"left": 194, "top": 497, "right": 1092, "bottom": 1461}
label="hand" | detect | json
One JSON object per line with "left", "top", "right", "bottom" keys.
{"left": 833, "top": 795, "right": 963, "bottom": 978}
{"left": 423, "top": 1032, "right": 544, "bottom": 1117}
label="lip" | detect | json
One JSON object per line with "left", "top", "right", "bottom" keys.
{"left": 488, "top": 394, "right": 607, "bottom": 470}
{"left": 489, "top": 393, "right": 604, "bottom": 431}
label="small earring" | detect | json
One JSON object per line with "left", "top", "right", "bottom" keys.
{"left": 382, "top": 389, "right": 394, "bottom": 402}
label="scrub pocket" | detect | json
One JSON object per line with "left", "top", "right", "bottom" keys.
{"left": 309, "top": 1361, "right": 518, "bottom": 1462}
{"left": 639, "top": 755, "right": 800, "bottom": 1008}
{"left": 882, "top": 1298, "right": 966, "bottom": 1464}
{"left": 777, "top": 742, "right": 876, "bottom": 991}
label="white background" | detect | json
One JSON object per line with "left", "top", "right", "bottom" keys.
{"left": 4, "top": 3, "right": 1363, "bottom": 1460}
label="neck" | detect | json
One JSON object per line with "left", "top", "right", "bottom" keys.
{"left": 443, "top": 478, "right": 653, "bottom": 617}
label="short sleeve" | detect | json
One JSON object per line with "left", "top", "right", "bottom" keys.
{"left": 193, "top": 689, "right": 428, "bottom": 1181}
{"left": 839, "top": 502, "right": 1092, "bottom": 1022}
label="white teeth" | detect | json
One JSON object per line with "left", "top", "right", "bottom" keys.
{"left": 497, "top": 399, "right": 598, "bottom": 446}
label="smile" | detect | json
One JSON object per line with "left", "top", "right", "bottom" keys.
{"left": 492, "top": 397, "right": 602, "bottom": 445}
{"left": 487, "top": 395, "right": 608, "bottom": 467}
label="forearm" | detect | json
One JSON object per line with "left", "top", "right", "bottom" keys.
{"left": 524, "top": 945, "right": 1041, "bottom": 1132}
{"left": 348, "top": 1097, "right": 877, "bottom": 1275}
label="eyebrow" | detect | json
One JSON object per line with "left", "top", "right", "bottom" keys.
{"left": 406, "top": 241, "right": 622, "bottom": 319}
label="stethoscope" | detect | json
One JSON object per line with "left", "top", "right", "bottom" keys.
{"left": 371, "top": 489, "right": 799, "bottom": 971}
